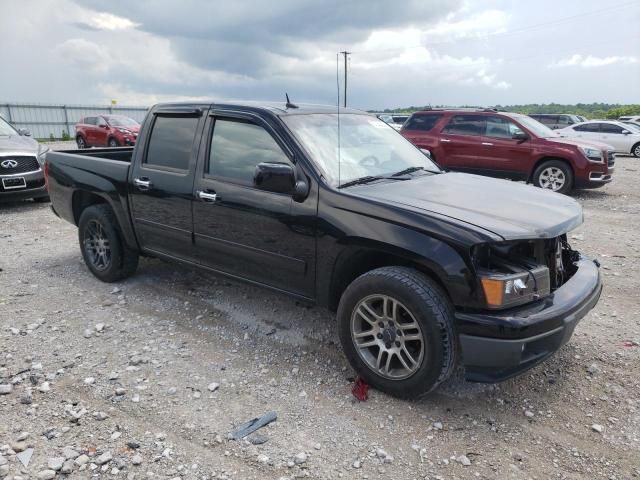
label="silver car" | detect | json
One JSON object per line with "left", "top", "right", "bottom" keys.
{"left": 0, "top": 116, "right": 49, "bottom": 202}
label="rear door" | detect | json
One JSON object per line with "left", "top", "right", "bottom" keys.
{"left": 192, "top": 111, "right": 316, "bottom": 298}
{"left": 480, "top": 116, "right": 532, "bottom": 179}
{"left": 572, "top": 123, "right": 602, "bottom": 141}
{"left": 437, "top": 115, "right": 486, "bottom": 171}
{"left": 129, "top": 107, "right": 205, "bottom": 262}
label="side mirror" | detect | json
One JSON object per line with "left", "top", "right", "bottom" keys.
{"left": 420, "top": 148, "right": 432, "bottom": 159}
{"left": 254, "top": 162, "right": 296, "bottom": 194}
{"left": 512, "top": 131, "right": 528, "bottom": 141}
{"left": 621, "top": 130, "right": 630, "bottom": 135}
{"left": 18, "top": 128, "right": 32, "bottom": 136}
{"left": 100, "top": 124, "right": 109, "bottom": 129}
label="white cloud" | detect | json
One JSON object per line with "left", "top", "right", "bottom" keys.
{"left": 422, "top": 9, "right": 510, "bottom": 41}
{"left": 83, "top": 12, "right": 140, "bottom": 31}
{"left": 549, "top": 54, "right": 638, "bottom": 68}
{"left": 54, "top": 38, "right": 112, "bottom": 73}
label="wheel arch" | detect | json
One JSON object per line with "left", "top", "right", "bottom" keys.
{"left": 326, "top": 237, "right": 474, "bottom": 312}
{"left": 71, "top": 190, "right": 138, "bottom": 250}
{"left": 528, "top": 156, "right": 574, "bottom": 183}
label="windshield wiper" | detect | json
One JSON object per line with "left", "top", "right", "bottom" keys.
{"left": 390, "top": 166, "right": 426, "bottom": 177}
{"left": 338, "top": 174, "right": 410, "bottom": 189}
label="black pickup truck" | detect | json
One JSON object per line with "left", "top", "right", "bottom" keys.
{"left": 46, "top": 101, "right": 602, "bottom": 398}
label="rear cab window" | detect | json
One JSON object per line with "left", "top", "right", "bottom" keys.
{"left": 403, "top": 114, "right": 443, "bottom": 132}
{"left": 144, "top": 116, "right": 199, "bottom": 171}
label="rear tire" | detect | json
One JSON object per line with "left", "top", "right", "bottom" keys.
{"left": 78, "top": 204, "right": 139, "bottom": 282}
{"left": 337, "top": 266, "right": 457, "bottom": 399}
{"left": 533, "top": 160, "right": 573, "bottom": 195}
{"left": 632, "top": 143, "right": 640, "bottom": 158}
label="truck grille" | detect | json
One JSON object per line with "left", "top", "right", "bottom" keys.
{"left": 607, "top": 152, "right": 615, "bottom": 167}
{"left": 0, "top": 156, "right": 40, "bottom": 175}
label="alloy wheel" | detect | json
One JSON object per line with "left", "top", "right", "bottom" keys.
{"left": 83, "top": 220, "right": 111, "bottom": 271}
{"left": 350, "top": 294, "right": 425, "bottom": 380}
{"left": 539, "top": 167, "right": 566, "bottom": 191}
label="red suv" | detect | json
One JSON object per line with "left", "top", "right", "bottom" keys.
{"left": 401, "top": 109, "right": 615, "bottom": 194}
{"left": 75, "top": 115, "right": 140, "bottom": 149}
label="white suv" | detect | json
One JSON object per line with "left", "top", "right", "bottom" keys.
{"left": 557, "top": 120, "right": 640, "bottom": 157}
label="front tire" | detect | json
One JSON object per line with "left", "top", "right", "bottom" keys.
{"left": 78, "top": 205, "right": 139, "bottom": 282}
{"left": 632, "top": 143, "right": 640, "bottom": 158}
{"left": 108, "top": 138, "right": 119, "bottom": 148}
{"left": 533, "top": 160, "right": 573, "bottom": 194}
{"left": 337, "top": 267, "right": 457, "bottom": 399}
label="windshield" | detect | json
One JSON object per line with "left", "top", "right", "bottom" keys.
{"left": 0, "top": 116, "right": 19, "bottom": 136}
{"left": 622, "top": 122, "right": 640, "bottom": 133}
{"left": 106, "top": 116, "right": 139, "bottom": 127}
{"left": 513, "top": 115, "right": 557, "bottom": 138}
{"left": 283, "top": 114, "right": 440, "bottom": 186}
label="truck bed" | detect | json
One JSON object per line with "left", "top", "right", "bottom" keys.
{"left": 45, "top": 147, "right": 137, "bottom": 247}
{"left": 54, "top": 146, "right": 135, "bottom": 162}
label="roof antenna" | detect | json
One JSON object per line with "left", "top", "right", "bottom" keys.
{"left": 285, "top": 93, "right": 298, "bottom": 109}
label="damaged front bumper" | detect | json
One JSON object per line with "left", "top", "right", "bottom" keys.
{"left": 456, "top": 256, "right": 602, "bottom": 382}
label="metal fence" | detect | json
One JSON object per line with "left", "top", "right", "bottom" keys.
{"left": 0, "top": 102, "right": 149, "bottom": 140}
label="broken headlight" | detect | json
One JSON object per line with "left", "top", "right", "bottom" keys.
{"left": 479, "top": 265, "right": 550, "bottom": 309}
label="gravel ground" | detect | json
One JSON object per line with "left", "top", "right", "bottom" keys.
{"left": 0, "top": 155, "right": 639, "bottom": 480}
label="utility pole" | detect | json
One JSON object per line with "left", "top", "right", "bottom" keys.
{"left": 340, "top": 51, "right": 350, "bottom": 107}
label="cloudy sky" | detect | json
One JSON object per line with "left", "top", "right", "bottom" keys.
{"left": 2, "top": 0, "right": 639, "bottom": 109}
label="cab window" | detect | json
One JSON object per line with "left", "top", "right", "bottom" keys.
{"left": 208, "top": 119, "right": 291, "bottom": 186}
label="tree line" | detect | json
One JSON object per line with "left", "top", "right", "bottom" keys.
{"left": 378, "top": 103, "right": 640, "bottom": 119}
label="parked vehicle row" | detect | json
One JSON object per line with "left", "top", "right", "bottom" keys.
{"left": 75, "top": 115, "right": 140, "bottom": 149}
{"left": 376, "top": 113, "right": 410, "bottom": 131}
{"left": 0, "top": 115, "right": 49, "bottom": 203}
{"left": 528, "top": 113, "right": 583, "bottom": 130}
{"left": 556, "top": 120, "right": 640, "bottom": 158}
{"left": 400, "top": 108, "right": 615, "bottom": 194}
{"left": 44, "top": 101, "right": 603, "bottom": 397}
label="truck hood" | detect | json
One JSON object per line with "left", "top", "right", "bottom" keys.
{"left": 545, "top": 136, "right": 613, "bottom": 151}
{"left": 350, "top": 172, "right": 583, "bottom": 241}
{"left": 0, "top": 134, "right": 39, "bottom": 154}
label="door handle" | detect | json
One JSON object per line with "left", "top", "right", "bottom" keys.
{"left": 197, "top": 190, "right": 217, "bottom": 202}
{"left": 440, "top": 138, "right": 451, "bottom": 143}
{"left": 133, "top": 178, "right": 152, "bottom": 191}
{"left": 482, "top": 142, "right": 494, "bottom": 146}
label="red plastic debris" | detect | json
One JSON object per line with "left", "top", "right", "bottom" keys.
{"left": 622, "top": 340, "right": 637, "bottom": 348}
{"left": 352, "top": 377, "right": 369, "bottom": 401}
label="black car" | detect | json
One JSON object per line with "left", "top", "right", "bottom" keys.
{"left": 0, "top": 116, "right": 49, "bottom": 203}
{"left": 45, "top": 101, "right": 602, "bottom": 398}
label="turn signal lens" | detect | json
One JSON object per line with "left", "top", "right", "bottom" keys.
{"left": 480, "top": 278, "right": 505, "bottom": 307}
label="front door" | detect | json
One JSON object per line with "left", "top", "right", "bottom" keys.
{"left": 192, "top": 113, "right": 316, "bottom": 298}
{"left": 95, "top": 116, "right": 110, "bottom": 146}
{"left": 479, "top": 116, "right": 532, "bottom": 179}
{"left": 129, "top": 108, "right": 205, "bottom": 262}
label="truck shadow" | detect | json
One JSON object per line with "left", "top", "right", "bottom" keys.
{"left": 0, "top": 199, "right": 50, "bottom": 212}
